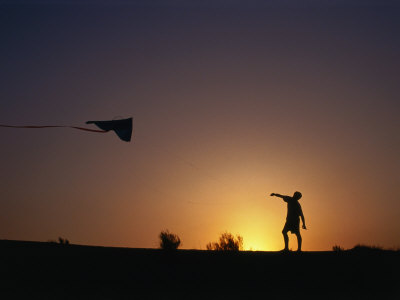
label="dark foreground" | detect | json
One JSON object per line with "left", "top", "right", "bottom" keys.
{"left": 1, "top": 240, "right": 399, "bottom": 299}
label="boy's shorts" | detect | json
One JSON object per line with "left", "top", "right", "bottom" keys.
{"left": 283, "top": 218, "right": 300, "bottom": 234}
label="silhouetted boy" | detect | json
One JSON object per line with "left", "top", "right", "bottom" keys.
{"left": 270, "top": 191, "right": 306, "bottom": 252}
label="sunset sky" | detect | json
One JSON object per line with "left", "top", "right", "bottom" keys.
{"left": 1, "top": 0, "right": 399, "bottom": 251}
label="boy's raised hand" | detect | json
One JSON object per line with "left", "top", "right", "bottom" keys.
{"left": 270, "top": 193, "right": 276, "bottom": 196}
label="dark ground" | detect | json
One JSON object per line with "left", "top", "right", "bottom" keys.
{"left": 1, "top": 240, "right": 399, "bottom": 299}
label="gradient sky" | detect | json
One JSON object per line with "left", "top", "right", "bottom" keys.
{"left": 1, "top": 0, "right": 399, "bottom": 251}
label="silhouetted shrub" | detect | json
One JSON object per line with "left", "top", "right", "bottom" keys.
{"left": 206, "top": 232, "right": 243, "bottom": 251}
{"left": 351, "top": 244, "right": 383, "bottom": 252}
{"left": 332, "top": 245, "right": 344, "bottom": 252}
{"left": 58, "top": 237, "right": 69, "bottom": 245}
{"left": 159, "top": 230, "right": 181, "bottom": 250}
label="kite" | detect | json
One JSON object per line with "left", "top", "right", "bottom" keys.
{"left": 0, "top": 117, "right": 133, "bottom": 142}
{"left": 86, "top": 118, "right": 132, "bottom": 142}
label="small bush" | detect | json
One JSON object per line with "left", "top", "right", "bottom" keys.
{"left": 332, "top": 245, "right": 344, "bottom": 252}
{"left": 58, "top": 237, "right": 70, "bottom": 245}
{"left": 206, "top": 232, "right": 243, "bottom": 251}
{"left": 159, "top": 230, "right": 181, "bottom": 250}
{"left": 351, "top": 244, "right": 383, "bottom": 252}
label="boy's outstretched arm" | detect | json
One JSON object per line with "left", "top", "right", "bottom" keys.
{"left": 270, "top": 193, "right": 285, "bottom": 198}
{"left": 270, "top": 193, "right": 291, "bottom": 202}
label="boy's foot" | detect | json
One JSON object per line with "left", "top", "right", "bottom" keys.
{"left": 296, "top": 249, "right": 302, "bottom": 252}
{"left": 280, "top": 248, "right": 290, "bottom": 253}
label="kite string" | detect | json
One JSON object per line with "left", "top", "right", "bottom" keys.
{"left": 136, "top": 134, "right": 241, "bottom": 206}
{"left": 0, "top": 124, "right": 107, "bottom": 133}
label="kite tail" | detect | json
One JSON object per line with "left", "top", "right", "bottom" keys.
{"left": 68, "top": 126, "right": 107, "bottom": 133}
{"left": 0, "top": 124, "right": 107, "bottom": 133}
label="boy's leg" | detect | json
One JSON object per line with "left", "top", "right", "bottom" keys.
{"left": 282, "top": 228, "right": 289, "bottom": 250}
{"left": 295, "top": 231, "right": 302, "bottom": 251}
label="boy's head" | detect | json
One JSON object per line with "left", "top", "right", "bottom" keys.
{"left": 293, "top": 191, "right": 302, "bottom": 200}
